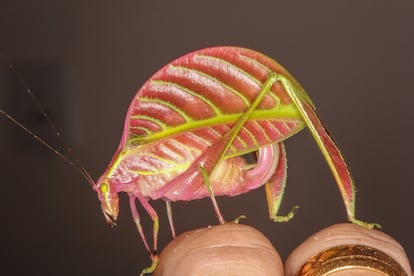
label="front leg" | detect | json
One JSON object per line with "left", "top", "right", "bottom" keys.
{"left": 129, "top": 192, "right": 160, "bottom": 275}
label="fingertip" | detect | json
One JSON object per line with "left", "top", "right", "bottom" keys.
{"left": 154, "top": 224, "right": 283, "bottom": 276}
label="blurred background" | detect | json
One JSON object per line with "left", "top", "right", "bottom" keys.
{"left": 1, "top": 1, "right": 413, "bottom": 275}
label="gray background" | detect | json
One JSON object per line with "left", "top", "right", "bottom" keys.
{"left": 1, "top": 1, "right": 413, "bottom": 275}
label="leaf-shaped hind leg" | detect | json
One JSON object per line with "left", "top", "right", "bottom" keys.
{"left": 278, "top": 75, "right": 379, "bottom": 229}
{"left": 265, "top": 143, "right": 299, "bottom": 222}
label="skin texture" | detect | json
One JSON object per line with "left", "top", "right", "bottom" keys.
{"left": 154, "top": 223, "right": 412, "bottom": 276}
{"left": 154, "top": 224, "right": 283, "bottom": 275}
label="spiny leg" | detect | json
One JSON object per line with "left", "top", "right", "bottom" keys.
{"left": 165, "top": 201, "right": 176, "bottom": 238}
{"left": 277, "top": 74, "right": 379, "bottom": 229}
{"left": 264, "top": 143, "right": 299, "bottom": 222}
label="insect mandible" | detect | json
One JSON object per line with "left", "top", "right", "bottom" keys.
{"left": 1, "top": 46, "right": 379, "bottom": 275}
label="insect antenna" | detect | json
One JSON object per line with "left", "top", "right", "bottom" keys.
{"left": 9, "top": 65, "right": 77, "bottom": 151}
{"left": 1, "top": 65, "right": 97, "bottom": 189}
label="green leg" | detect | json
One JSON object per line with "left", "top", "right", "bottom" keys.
{"left": 213, "top": 72, "right": 278, "bottom": 165}
{"left": 277, "top": 74, "right": 379, "bottom": 229}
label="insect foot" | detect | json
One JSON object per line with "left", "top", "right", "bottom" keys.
{"left": 140, "top": 254, "right": 158, "bottom": 276}
{"left": 229, "top": 215, "right": 247, "bottom": 224}
{"left": 351, "top": 218, "right": 381, "bottom": 230}
{"left": 271, "top": 205, "right": 299, "bottom": 223}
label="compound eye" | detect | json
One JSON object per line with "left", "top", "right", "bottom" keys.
{"left": 100, "top": 182, "right": 109, "bottom": 194}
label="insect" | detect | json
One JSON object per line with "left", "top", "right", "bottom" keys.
{"left": 2, "top": 46, "right": 378, "bottom": 275}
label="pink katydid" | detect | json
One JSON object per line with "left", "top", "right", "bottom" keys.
{"left": 92, "top": 46, "right": 378, "bottom": 273}
{"left": 1, "top": 46, "right": 379, "bottom": 275}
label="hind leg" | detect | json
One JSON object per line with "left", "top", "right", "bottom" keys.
{"left": 264, "top": 143, "right": 299, "bottom": 222}
{"left": 278, "top": 74, "right": 378, "bottom": 228}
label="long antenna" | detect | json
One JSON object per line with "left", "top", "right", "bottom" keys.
{"left": 1, "top": 65, "right": 97, "bottom": 188}
{"left": 9, "top": 64, "right": 73, "bottom": 153}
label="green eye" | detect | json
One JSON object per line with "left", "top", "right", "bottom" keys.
{"left": 100, "top": 182, "right": 109, "bottom": 193}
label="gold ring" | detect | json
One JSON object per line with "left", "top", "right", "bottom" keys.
{"left": 296, "top": 244, "right": 407, "bottom": 275}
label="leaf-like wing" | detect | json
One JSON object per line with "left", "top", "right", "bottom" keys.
{"left": 119, "top": 47, "right": 307, "bottom": 156}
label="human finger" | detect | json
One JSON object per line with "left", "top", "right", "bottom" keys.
{"left": 154, "top": 223, "right": 283, "bottom": 276}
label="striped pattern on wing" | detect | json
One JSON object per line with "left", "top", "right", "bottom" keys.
{"left": 122, "top": 47, "right": 307, "bottom": 157}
